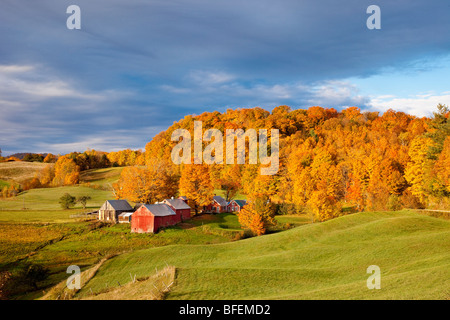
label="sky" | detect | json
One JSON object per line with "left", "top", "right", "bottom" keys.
{"left": 1, "top": 0, "right": 450, "bottom": 155}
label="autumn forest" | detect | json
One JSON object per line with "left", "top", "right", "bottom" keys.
{"left": 142, "top": 104, "right": 450, "bottom": 222}
{"left": 3, "top": 104, "right": 450, "bottom": 230}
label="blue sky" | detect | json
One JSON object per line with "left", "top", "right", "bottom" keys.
{"left": 1, "top": 0, "right": 449, "bottom": 155}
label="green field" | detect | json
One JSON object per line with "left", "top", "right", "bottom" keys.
{"left": 75, "top": 210, "right": 450, "bottom": 300}
{"left": 0, "top": 186, "right": 113, "bottom": 211}
{"left": 0, "top": 207, "right": 278, "bottom": 299}
{"left": 1, "top": 166, "right": 448, "bottom": 300}
{"left": 79, "top": 167, "right": 124, "bottom": 189}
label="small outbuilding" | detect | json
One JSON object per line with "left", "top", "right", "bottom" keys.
{"left": 118, "top": 212, "right": 133, "bottom": 223}
{"left": 131, "top": 204, "right": 179, "bottom": 233}
{"left": 98, "top": 200, "right": 133, "bottom": 223}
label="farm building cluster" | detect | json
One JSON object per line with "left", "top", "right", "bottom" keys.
{"left": 97, "top": 196, "right": 247, "bottom": 233}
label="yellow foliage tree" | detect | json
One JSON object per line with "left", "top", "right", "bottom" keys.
{"left": 432, "top": 136, "right": 450, "bottom": 196}
{"left": 307, "top": 190, "right": 341, "bottom": 222}
{"left": 39, "top": 165, "right": 55, "bottom": 186}
{"left": 113, "top": 160, "right": 178, "bottom": 204}
{"left": 405, "top": 136, "right": 433, "bottom": 205}
{"left": 52, "top": 156, "right": 80, "bottom": 186}
{"left": 179, "top": 164, "right": 214, "bottom": 215}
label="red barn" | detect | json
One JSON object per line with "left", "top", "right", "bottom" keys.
{"left": 201, "top": 203, "right": 213, "bottom": 213}
{"left": 163, "top": 198, "right": 191, "bottom": 221}
{"left": 131, "top": 204, "right": 179, "bottom": 233}
{"left": 178, "top": 196, "right": 188, "bottom": 204}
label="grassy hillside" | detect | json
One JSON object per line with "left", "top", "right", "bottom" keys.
{"left": 79, "top": 167, "right": 124, "bottom": 189}
{"left": 0, "top": 161, "right": 51, "bottom": 184}
{"left": 76, "top": 210, "right": 450, "bottom": 300}
{"left": 0, "top": 186, "right": 113, "bottom": 211}
{"left": 2, "top": 211, "right": 274, "bottom": 299}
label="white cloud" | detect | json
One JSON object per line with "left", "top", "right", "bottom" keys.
{"left": 0, "top": 73, "right": 103, "bottom": 101}
{"left": 368, "top": 93, "right": 450, "bottom": 117}
{"left": 0, "top": 65, "right": 34, "bottom": 73}
{"left": 159, "top": 74, "right": 371, "bottom": 110}
{"left": 188, "top": 70, "right": 236, "bottom": 85}
{"left": 33, "top": 126, "right": 166, "bottom": 154}
{"left": 159, "top": 84, "right": 191, "bottom": 94}
{"left": 307, "top": 80, "right": 369, "bottom": 107}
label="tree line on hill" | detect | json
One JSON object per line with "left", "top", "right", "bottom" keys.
{"left": 113, "top": 104, "right": 450, "bottom": 232}
{"left": 0, "top": 149, "right": 144, "bottom": 168}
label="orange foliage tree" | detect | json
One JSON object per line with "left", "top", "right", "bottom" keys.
{"left": 238, "top": 194, "right": 276, "bottom": 236}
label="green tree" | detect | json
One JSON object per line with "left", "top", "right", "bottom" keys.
{"left": 23, "top": 153, "right": 44, "bottom": 162}
{"left": 59, "top": 193, "right": 76, "bottom": 209}
{"left": 426, "top": 104, "right": 450, "bottom": 159}
{"left": 77, "top": 195, "right": 91, "bottom": 209}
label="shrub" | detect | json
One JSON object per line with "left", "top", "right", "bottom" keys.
{"left": 387, "top": 194, "right": 402, "bottom": 211}
{"left": 22, "top": 177, "right": 42, "bottom": 191}
{"left": 16, "top": 263, "right": 49, "bottom": 290}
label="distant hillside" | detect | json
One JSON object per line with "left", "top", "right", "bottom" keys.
{"left": 76, "top": 210, "right": 450, "bottom": 300}
{"left": 0, "top": 161, "right": 51, "bottom": 184}
{"left": 6, "top": 153, "right": 48, "bottom": 160}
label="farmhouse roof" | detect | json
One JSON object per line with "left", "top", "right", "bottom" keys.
{"left": 232, "top": 200, "right": 247, "bottom": 207}
{"left": 164, "top": 198, "right": 191, "bottom": 210}
{"left": 141, "top": 204, "right": 176, "bottom": 217}
{"left": 213, "top": 196, "right": 228, "bottom": 207}
{"left": 100, "top": 200, "right": 133, "bottom": 211}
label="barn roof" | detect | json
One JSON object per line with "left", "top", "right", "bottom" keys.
{"left": 213, "top": 196, "right": 228, "bottom": 207}
{"left": 134, "top": 203, "right": 144, "bottom": 210}
{"left": 178, "top": 196, "right": 188, "bottom": 200}
{"left": 100, "top": 200, "right": 133, "bottom": 211}
{"left": 141, "top": 204, "right": 176, "bottom": 217}
{"left": 164, "top": 198, "right": 191, "bottom": 210}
